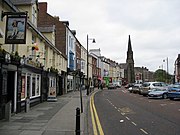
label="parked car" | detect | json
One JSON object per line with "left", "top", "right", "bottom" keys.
{"left": 168, "top": 83, "right": 180, "bottom": 100}
{"left": 148, "top": 88, "right": 168, "bottom": 99}
{"left": 139, "top": 82, "right": 168, "bottom": 96}
{"left": 113, "top": 82, "right": 121, "bottom": 88}
{"left": 124, "top": 83, "right": 134, "bottom": 89}
{"left": 108, "top": 83, "right": 117, "bottom": 89}
{"left": 128, "top": 83, "right": 142, "bottom": 94}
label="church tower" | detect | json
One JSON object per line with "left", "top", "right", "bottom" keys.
{"left": 126, "top": 35, "right": 135, "bottom": 83}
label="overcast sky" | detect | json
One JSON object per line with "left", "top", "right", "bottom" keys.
{"left": 38, "top": 0, "right": 180, "bottom": 74}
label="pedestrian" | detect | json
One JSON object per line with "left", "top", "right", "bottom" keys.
{"left": 100, "top": 83, "right": 103, "bottom": 90}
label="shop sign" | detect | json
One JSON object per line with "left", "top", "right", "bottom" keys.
{"left": 47, "top": 87, "right": 57, "bottom": 101}
{"left": 4, "top": 12, "right": 27, "bottom": 44}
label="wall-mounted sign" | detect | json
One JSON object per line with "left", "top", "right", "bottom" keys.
{"left": 5, "top": 12, "right": 27, "bottom": 44}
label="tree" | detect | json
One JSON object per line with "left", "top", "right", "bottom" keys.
{"left": 154, "top": 69, "right": 173, "bottom": 83}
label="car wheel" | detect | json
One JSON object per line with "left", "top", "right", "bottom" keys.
{"left": 162, "top": 93, "right": 168, "bottom": 99}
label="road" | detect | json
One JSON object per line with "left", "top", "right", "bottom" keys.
{"left": 91, "top": 88, "right": 180, "bottom": 135}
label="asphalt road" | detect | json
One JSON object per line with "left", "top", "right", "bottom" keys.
{"left": 93, "top": 87, "right": 180, "bottom": 135}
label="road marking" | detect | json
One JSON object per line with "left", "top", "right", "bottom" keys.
{"left": 120, "top": 119, "right": 124, "bottom": 123}
{"left": 90, "top": 95, "right": 98, "bottom": 135}
{"left": 140, "top": 128, "right": 148, "bottom": 134}
{"left": 131, "top": 121, "right": 137, "bottom": 126}
{"left": 160, "top": 104, "right": 167, "bottom": 106}
{"left": 122, "top": 90, "right": 126, "bottom": 93}
{"left": 114, "top": 106, "right": 117, "bottom": 109}
{"left": 90, "top": 92, "right": 104, "bottom": 135}
{"left": 125, "top": 116, "right": 130, "bottom": 120}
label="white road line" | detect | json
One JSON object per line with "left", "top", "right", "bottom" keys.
{"left": 114, "top": 106, "right": 117, "bottom": 109}
{"left": 140, "top": 128, "right": 148, "bottom": 134}
{"left": 125, "top": 116, "right": 130, "bottom": 120}
{"left": 160, "top": 104, "right": 167, "bottom": 106}
{"left": 131, "top": 121, "right": 137, "bottom": 126}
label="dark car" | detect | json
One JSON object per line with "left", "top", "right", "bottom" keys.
{"left": 168, "top": 83, "right": 180, "bottom": 100}
{"left": 124, "top": 83, "right": 134, "bottom": 89}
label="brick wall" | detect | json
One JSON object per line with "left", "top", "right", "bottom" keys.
{"left": 38, "top": 2, "right": 67, "bottom": 57}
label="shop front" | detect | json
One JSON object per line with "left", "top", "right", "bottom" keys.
{"left": 19, "top": 60, "right": 43, "bottom": 112}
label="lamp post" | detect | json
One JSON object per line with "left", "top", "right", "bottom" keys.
{"left": 86, "top": 34, "right": 95, "bottom": 95}
{"left": 163, "top": 57, "right": 169, "bottom": 83}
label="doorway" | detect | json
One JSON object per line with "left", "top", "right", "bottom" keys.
{"left": 7, "top": 71, "right": 15, "bottom": 113}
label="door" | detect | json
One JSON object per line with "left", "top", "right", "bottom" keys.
{"left": 7, "top": 71, "right": 15, "bottom": 113}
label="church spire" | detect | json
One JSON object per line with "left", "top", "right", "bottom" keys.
{"left": 128, "top": 35, "right": 132, "bottom": 52}
{"left": 126, "top": 35, "right": 135, "bottom": 83}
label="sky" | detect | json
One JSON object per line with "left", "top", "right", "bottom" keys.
{"left": 38, "top": 0, "right": 180, "bottom": 75}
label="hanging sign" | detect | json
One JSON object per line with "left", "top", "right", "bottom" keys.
{"left": 4, "top": 12, "right": 27, "bottom": 44}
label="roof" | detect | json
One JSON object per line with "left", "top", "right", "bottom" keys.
{"left": 38, "top": 25, "right": 55, "bottom": 33}
{"left": 10, "top": 0, "right": 37, "bottom": 5}
{"left": 119, "top": 63, "right": 128, "bottom": 69}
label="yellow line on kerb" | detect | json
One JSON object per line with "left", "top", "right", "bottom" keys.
{"left": 90, "top": 92, "right": 104, "bottom": 135}
{"left": 90, "top": 93, "right": 98, "bottom": 135}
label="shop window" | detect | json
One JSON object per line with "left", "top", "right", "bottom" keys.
{"left": 49, "top": 77, "right": 56, "bottom": 88}
{"left": 32, "top": 76, "right": 36, "bottom": 96}
{"left": 21, "top": 75, "right": 26, "bottom": 99}
{"left": 2, "top": 71, "right": 7, "bottom": 95}
{"left": 36, "top": 75, "right": 40, "bottom": 96}
{"left": 27, "top": 75, "right": 31, "bottom": 98}
{"left": 22, "top": 73, "right": 41, "bottom": 99}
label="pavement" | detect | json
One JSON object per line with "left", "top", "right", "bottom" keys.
{"left": 0, "top": 89, "right": 93, "bottom": 135}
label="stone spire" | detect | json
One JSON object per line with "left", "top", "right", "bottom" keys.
{"left": 128, "top": 35, "right": 132, "bottom": 52}
{"left": 126, "top": 35, "right": 135, "bottom": 83}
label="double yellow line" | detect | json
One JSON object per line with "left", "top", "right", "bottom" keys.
{"left": 90, "top": 92, "right": 104, "bottom": 135}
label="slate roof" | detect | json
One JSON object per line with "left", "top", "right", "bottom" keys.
{"left": 10, "top": 0, "right": 37, "bottom": 5}
{"left": 38, "top": 25, "right": 55, "bottom": 33}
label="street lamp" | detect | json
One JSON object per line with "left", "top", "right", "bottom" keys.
{"left": 87, "top": 34, "right": 95, "bottom": 95}
{"left": 163, "top": 57, "right": 169, "bottom": 83}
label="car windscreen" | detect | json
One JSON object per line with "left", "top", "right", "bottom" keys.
{"left": 142, "top": 83, "right": 150, "bottom": 87}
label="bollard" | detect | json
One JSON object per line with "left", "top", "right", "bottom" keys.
{"left": 5, "top": 101, "right": 11, "bottom": 121}
{"left": 76, "top": 107, "right": 80, "bottom": 135}
{"left": 25, "top": 97, "right": 30, "bottom": 112}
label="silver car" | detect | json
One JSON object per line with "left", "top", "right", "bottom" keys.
{"left": 139, "top": 82, "right": 168, "bottom": 96}
{"left": 148, "top": 88, "right": 168, "bottom": 99}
